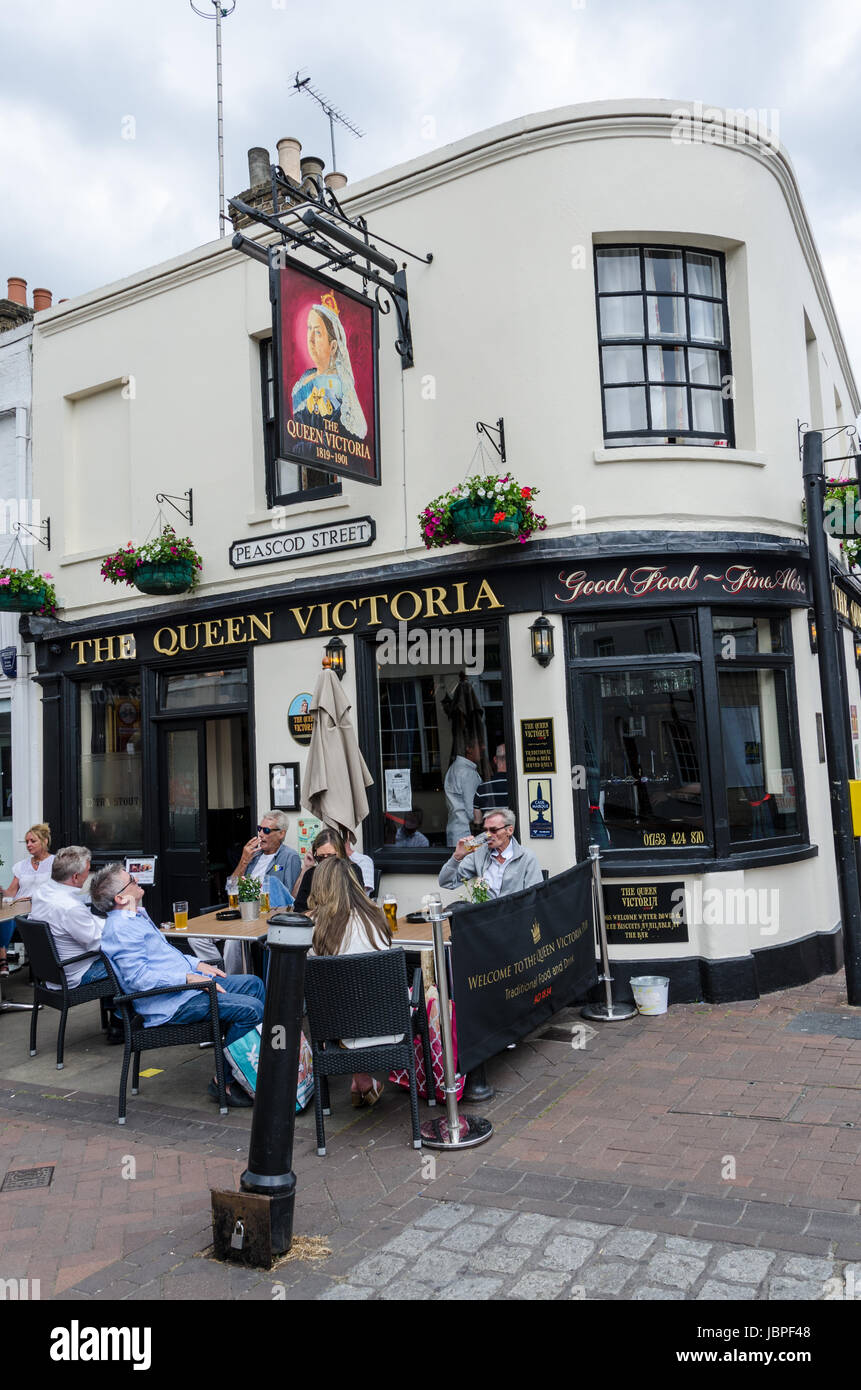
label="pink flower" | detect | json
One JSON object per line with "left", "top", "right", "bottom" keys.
{"left": 0, "top": 577, "right": 9, "bottom": 587}
{"left": 44, "top": 573, "right": 53, "bottom": 580}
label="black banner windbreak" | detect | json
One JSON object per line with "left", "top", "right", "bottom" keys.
{"left": 450, "top": 861, "right": 597, "bottom": 1073}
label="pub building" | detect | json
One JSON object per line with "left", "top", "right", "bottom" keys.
{"left": 23, "top": 100, "right": 861, "bottom": 1001}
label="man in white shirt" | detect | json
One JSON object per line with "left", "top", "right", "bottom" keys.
{"left": 346, "top": 837, "right": 375, "bottom": 894}
{"left": 439, "top": 808, "right": 544, "bottom": 898}
{"left": 30, "top": 845, "right": 107, "bottom": 989}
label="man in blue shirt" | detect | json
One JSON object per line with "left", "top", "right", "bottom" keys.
{"left": 91, "top": 863, "right": 265, "bottom": 1109}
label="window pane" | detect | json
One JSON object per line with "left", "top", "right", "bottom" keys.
{"left": 644, "top": 249, "right": 684, "bottom": 294}
{"left": 0, "top": 709, "right": 10, "bottom": 819}
{"left": 600, "top": 296, "right": 644, "bottom": 339}
{"left": 605, "top": 386, "right": 647, "bottom": 432}
{"left": 602, "top": 346, "right": 644, "bottom": 384}
{"left": 596, "top": 249, "right": 641, "bottom": 292}
{"left": 646, "top": 295, "right": 687, "bottom": 340}
{"left": 687, "top": 252, "right": 721, "bottom": 297}
{"left": 718, "top": 669, "right": 799, "bottom": 840}
{"left": 80, "top": 677, "right": 143, "bottom": 848}
{"left": 689, "top": 347, "right": 722, "bottom": 385}
{"left": 647, "top": 346, "right": 686, "bottom": 382}
{"left": 160, "top": 669, "right": 248, "bottom": 709}
{"left": 166, "top": 729, "right": 200, "bottom": 848}
{"left": 691, "top": 388, "right": 724, "bottom": 433}
{"left": 689, "top": 298, "right": 724, "bottom": 344}
{"left": 650, "top": 385, "right": 689, "bottom": 431}
{"left": 377, "top": 626, "right": 504, "bottom": 850}
{"left": 582, "top": 667, "right": 705, "bottom": 850}
{"left": 713, "top": 615, "right": 788, "bottom": 655}
{"left": 572, "top": 617, "right": 695, "bottom": 658}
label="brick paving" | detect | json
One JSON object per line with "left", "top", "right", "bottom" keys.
{"left": 0, "top": 964, "right": 860, "bottom": 1299}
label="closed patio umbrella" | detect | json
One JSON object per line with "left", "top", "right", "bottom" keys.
{"left": 304, "top": 664, "right": 374, "bottom": 840}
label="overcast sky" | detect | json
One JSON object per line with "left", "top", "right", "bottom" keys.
{"left": 3, "top": 0, "right": 861, "bottom": 405}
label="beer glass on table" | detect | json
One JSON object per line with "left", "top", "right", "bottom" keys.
{"left": 172, "top": 900, "right": 188, "bottom": 931}
{"left": 226, "top": 877, "right": 238, "bottom": 910}
{"left": 259, "top": 886, "right": 270, "bottom": 913}
{"left": 383, "top": 894, "right": 399, "bottom": 935}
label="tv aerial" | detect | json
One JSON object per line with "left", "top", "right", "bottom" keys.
{"left": 190, "top": 1, "right": 237, "bottom": 236}
{"left": 290, "top": 69, "right": 364, "bottom": 173}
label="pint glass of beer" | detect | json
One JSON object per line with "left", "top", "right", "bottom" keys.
{"left": 173, "top": 900, "right": 188, "bottom": 930}
{"left": 383, "top": 894, "right": 398, "bottom": 935}
{"left": 226, "top": 877, "right": 238, "bottom": 910}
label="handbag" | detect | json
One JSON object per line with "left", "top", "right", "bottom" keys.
{"left": 389, "top": 982, "right": 465, "bottom": 1103}
{"left": 225, "top": 1025, "right": 314, "bottom": 1111}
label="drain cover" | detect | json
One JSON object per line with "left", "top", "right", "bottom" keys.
{"left": 1, "top": 1165, "right": 54, "bottom": 1191}
{"left": 785, "top": 1012, "right": 861, "bottom": 1040}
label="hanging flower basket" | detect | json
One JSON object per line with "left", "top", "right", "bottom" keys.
{"left": 419, "top": 474, "right": 547, "bottom": 550}
{"left": 133, "top": 560, "right": 195, "bottom": 595}
{"left": 0, "top": 567, "right": 57, "bottom": 616}
{"left": 449, "top": 498, "right": 523, "bottom": 545}
{"left": 0, "top": 585, "right": 46, "bottom": 612}
{"left": 101, "top": 525, "right": 202, "bottom": 595}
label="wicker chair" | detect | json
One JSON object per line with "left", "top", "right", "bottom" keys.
{"left": 303, "top": 948, "right": 423, "bottom": 1156}
{"left": 16, "top": 916, "right": 116, "bottom": 1070}
{"left": 100, "top": 957, "right": 229, "bottom": 1125}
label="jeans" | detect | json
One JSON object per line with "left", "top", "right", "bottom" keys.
{"left": 169, "top": 975, "right": 265, "bottom": 1075}
{"left": 81, "top": 958, "right": 108, "bottom": 984}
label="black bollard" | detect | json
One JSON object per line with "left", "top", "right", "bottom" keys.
{"left": 463, "top": 1062, "right": 494, "bottom": 1103}
{"left": 211, "top": 912, "right": 314, "bottom": 1265}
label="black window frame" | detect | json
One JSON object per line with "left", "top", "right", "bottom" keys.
{"left": 259, "top": 338, "right": 342, "bottom": 508}
{"left": 594, "top": 244, "right": 735, "bottom": 448}
{"left": 567, "top": 605, "right": 808, "bottom": 869}
{"left": 356, "top": 618, "right": 518, "bottom": 872}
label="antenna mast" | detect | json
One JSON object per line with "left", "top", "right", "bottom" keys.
{"left": 190, "top": 0, "right": 236, "bottom": 236}
{"left": 290, "top": 69, "right": 364, "bottom": 172}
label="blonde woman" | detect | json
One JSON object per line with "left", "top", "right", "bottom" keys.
{"left": 307, "top": 856, "right": 399, "bottom": 1107}
{"left": 1, "top": 824, "right": 54, "bottom": 977}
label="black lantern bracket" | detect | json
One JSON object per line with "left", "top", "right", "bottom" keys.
{"left": 13, "top": 517, "right": 50, "bottom": 551}
{"left": 798, "top": 419, "right": 858, "bottom": 466}
{"left": 155, "top": 490, "right": 193, "bottom": 526}
{"left": 475, "top": 418, "right": 506, "bottom": 464}
{"left": 229, "top": 164, "right": 432, "bottom": 370}
{"left": 324, "top": 633, "right": 346, "bottom": 680}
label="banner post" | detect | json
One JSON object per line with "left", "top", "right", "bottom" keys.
{"left": 420, "top": 896, "right": 493, "bottom": 1150}
{"left": 581, "top": 845, "right": 637, "bottom": 1022}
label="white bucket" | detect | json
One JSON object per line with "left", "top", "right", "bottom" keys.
{"left": 630, "top": 975, "right": 669, "bottom": 1016}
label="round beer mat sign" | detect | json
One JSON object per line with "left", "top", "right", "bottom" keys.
{"left": 288, "top": 693, "right": 315, "bottom": 744}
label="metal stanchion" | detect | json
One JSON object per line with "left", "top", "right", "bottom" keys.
{"left": 211, "top": 912, "right": 314, "bottom": 1266}
{"left": 420, "top": 896, "right": 493, "bottom": 1149}
{"left": 581, "top": 844, "right": 636, "bottom": 1022}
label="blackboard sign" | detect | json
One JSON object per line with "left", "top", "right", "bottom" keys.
{"left": 602, "top": 881, "right": 688, "bottom": 945}
{"left": 520, "top": 717, "right": 556, "bottom": 773}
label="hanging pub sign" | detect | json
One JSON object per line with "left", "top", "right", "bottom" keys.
{"left": 273, "top": 257, "right": 381, "bottom": 486}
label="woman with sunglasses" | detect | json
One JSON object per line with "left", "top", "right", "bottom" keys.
{"left": 291, "top": 827, "right": 364, "bottom": 914}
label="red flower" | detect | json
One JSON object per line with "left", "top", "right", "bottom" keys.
{"left": 493, "top": 511, "right": 506, "bottom": 524}
{"left": 520, "top": 487, "right": 531, "bottom": 499}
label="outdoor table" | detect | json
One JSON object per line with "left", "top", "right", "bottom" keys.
{"left": 161, "top": 909, "right": 271, "bottom": 975}
{"left": 393, "top": 915, "right": 451, "bottom": 993}
{"left": 0, "top": 898, "right": 33, "bottom": 1014}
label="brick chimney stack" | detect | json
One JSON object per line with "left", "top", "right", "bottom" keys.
{"left": 1, "top": 276, "right": 35, "bottom": 333}
{"left": 230, "top": 137, "right": 348, "bottom": 232}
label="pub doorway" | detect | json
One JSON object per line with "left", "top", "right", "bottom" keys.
{"left": 153, "top": 666, "right": 250, "bottom": 919}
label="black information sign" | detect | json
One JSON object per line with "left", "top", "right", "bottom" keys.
{"left": 450, "top": 860, "right": 597, "bottom": 1072}
{"left": 602, "top": 881, "right": 689, "bottom": 945}
{"left": 520, "top": 717, "right": 556, "bottom": 774}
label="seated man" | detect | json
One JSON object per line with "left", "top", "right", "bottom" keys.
{"left": 91, "top": 863, "right": 265, "bottom": 1109}
{"left": 191, "top": 810, "right": 301, "bottom": 972}
{"left": 438, "top": 807, "right": 544, "bottom": 898}
{"left": 346, "top": 836, "right": 375, "bottom": 895}
{"left": 30, "top": 844, "right": 108, "bottom": 989}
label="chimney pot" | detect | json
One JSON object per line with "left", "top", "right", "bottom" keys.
{"left": 300, "top": 155, "right": 325, "bottom": 182}
{"left": 247, "top": 147, "right": 270, "bottom": 186}
{"left": 33, "top": 288, "right": 52, "bottom": 312}
{"left": 7, "top": 277, "right": 27, "bottom": 305}
{"left": 276, "top": 136, "right": 302, "bottom": 184}
{"left": 325, "top": 171, "right": 348, "bottom": 192}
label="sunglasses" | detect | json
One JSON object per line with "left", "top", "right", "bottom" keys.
{"left": 257, "top": 825, "right": 280, "bottom": 835}
{"left": 116, "top": 875, "right": 137, "bottom": 896}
